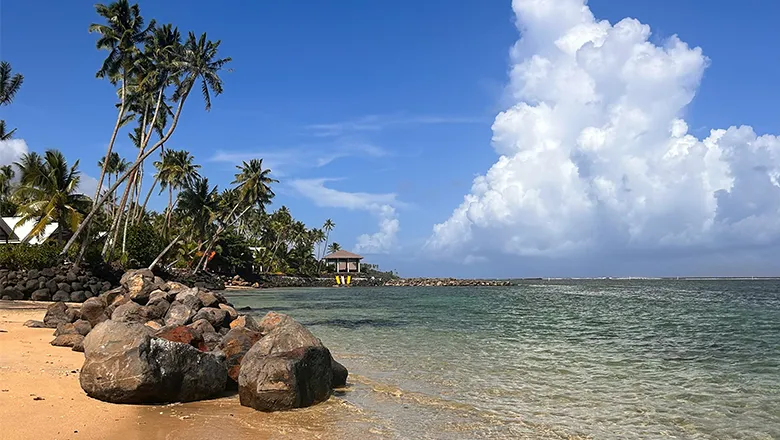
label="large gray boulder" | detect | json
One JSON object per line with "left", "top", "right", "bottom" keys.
{"left": 238, "top": 346, "right": 333, "bottom": 412}
{"left": 111, "top": 301, "right": 146, "bottom": 323}
{"left": 43, "top": 302, "right": 76, "bottom": 328}
{"left": 237, "top": 313, "right": 333, "bottom": 411}
{"left": 164, "top": 300, "right": 199, "bottom": 327}
{"left": 192, "top": 307, "right": 228, "bottom": 329}
{"left": 80, "top": 320, "right": 227, "bottom": 404}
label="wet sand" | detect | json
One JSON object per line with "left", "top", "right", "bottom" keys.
{"left": 0, "top": 301, "right": 373, "bottom": 440}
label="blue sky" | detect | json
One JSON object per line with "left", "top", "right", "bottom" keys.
{"left": 2, "top": 1, "right": 780, "bottom": 277}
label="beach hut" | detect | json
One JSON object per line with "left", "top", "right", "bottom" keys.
{"left": 322, "top": 249, "right": 363, "bottom": 273}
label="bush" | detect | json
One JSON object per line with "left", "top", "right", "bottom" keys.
{"left": 124, "top": 223, "right": 163, "bottom": 268}
{"left": 0, "top": 243, "right": 62, "bottom": 270}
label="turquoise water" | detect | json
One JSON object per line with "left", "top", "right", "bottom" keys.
{"left": 226, "top": 281, "right": 780, "bottom": 439}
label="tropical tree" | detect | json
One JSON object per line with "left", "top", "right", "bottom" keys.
{"left": 0, "top": 61, "right": 24, "bottom": 140}
{"left": 97, "top": 152, "right": 129, "bottom": 215}
{"left": 140, "top": 148, "right": 200, "bottom": 229}
{"left": 193, "top": 159, "right": 276, "bottom": 272}
{"left": 327, "top": 242, "right": 341, "bottom": 254}
{"left": 63, "top": 25, "right": 231, "bottom": 257}
{"left": 319, "top": 218, "right": 335, "bottom": 270}
{"left": 12, "top": 150, "right": 91, "bottom": 244}
{"left": 0, "top": 165, "right": 17, "bottom": 215}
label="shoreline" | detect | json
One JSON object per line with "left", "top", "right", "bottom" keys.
{"left": 0, "top": 300, "right": 363, "bottom": 440}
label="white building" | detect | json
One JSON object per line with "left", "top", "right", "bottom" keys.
{"left": 0, "top": 217, "right": 59, "bottom": 244}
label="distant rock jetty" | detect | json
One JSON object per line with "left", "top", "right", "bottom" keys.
{"left": 384, "top": 278, "right": 514, "bottom": 287}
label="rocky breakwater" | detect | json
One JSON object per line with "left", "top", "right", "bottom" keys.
{"left": 384, "top": 278, "right": 514, "bottom": 287}
{"left": 225, "top": 274, "right": 385, "bottom": 288}
{"left": 25, "top": 269, "right": 348, "bottom": 411}
{"left": 0, "top": 265, "right": 116, "bottom": 302}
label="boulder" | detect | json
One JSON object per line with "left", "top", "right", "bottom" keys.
{"left": 80, "top": 297, "right": 109, "bottom": 327}
{"left": 52, "top": 290, "right": 70, "bottom": 302}
{"left": 218, "top": 303, "right": 238, "bottom": 321}
{"left": 73, "top": 319, "right": 93, "bottom": 336}
{"left": 27, "top": 269, "right": 40, "bottom": 279}
{"left": 230, "top": 315, "right": 261, "bottom": 332}
{"left": 23, "top": 320, "right": 46, "bottom": 328}
{"left": 71, "top": 281, "right": 84, "bottom": 292}
{"left": 70, "top": 291, "right": 88, "bottom": 303}
{"left": 331, "top": 359, "right": 348, "bottom": 388}
{"left": 203, "top": 332, "right": 222, "bottom": 351}
{"left": 121, "top": 269, "right": 160, "bottom": 305}
{"left": 54, "top": 322, "right": 78, "bottom": 336}
{"left": 80, "top": 321, "right": 227, "bottom": 403}
{"left": 25, "top": 279, "right": 39, "bottom": 292}
{"left": 252, "top": 313, "right": 323, "bottom": 355}
{"left": 187, "top": 319, "right": 216, "bottom": 338}
{"left": 164, "top": 301, "right": 198, "bottom": 327}
{"left": 43, "top": 302, "right": 74, "bottom": 328}
{"left": 66, "top": 271, "right": 78, "bottom": 282}
{"left": 51, "top": 334, "right": 85, "bottom": 349}
{"left": 143, "top": 299, "right": 170, "bottom": 321}
{"left": 72, "top": 338, "right": 85, "bottom": 352}
{"left": 257, "top": 311, "right": 297, "bottom": 334}
{"left": 31, "top": 288, "right": 51, "bottom": 301}
{"left": 217, "top": 327, "right": 263, "bottom": 384}
{"left": 57, "top": 282, "right": 71, "bottom": 293}
{"left": 0, "top": 287, "right": 24, "bottom": 300}
{"left": 164, "top": 281, "right": 188, "bottom": 292}
{"left": 147, "top": 289, "right": 175, "bottom": 306}
{"left": 192, "top": 307, "right": 228, "bottom": 329}
{"left": 46, "top": 279, "right": 58, "bottom": 293}
{"left": 197, "top": 291, "right": 219, "bottom": 308}
{"left": 238, "top": 346, "right": 333, "bottom": 412}
{"left": 156, "top": 325, "right": 207, "bottom": 351}
{"left": 174, "top": 287, "right": 200, "bottom": 303}
{"left": 112, "top": 301, "right": 146, "bottom": 323}
{"left": 100, "top": 287, "right": 126, "bottom": 307}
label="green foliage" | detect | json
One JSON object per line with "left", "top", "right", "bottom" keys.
{"left": 207, "top": 230, "right": 253, "bottom": 273}
{"left": 124, "top": 222, "right": 163, "bottom": 268}
{"left": 0, "top": 243, "right": 61, "bottom": 270}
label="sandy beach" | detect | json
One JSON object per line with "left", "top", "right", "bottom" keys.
{"left": 0, "top": 300, "right": 371, "bottom": 440}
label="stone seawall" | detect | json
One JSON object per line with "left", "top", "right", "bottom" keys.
{"left": 0, "top": 266, "right": 119, "bottom": 302}
{"left": 384, "top": 278, "right": 514, "bottom": 287}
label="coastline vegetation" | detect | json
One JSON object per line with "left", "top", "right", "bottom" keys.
{"left": 0, "top": 0, "right": 384, "bottom": 279}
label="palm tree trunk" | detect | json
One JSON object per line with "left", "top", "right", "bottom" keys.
{"left": 166, "top": 185, "right": 173, "bottom": 232}
{"left": 103, "top": 173, "right": 134, "bottom": 258}
{"left": 148, "top": 233, "right": 182, "bottom": 271}
{"left": 62, "top": 86, "right": 193, "bottom": 257}
{"left": 319, "top": 230, "right": 330, "bottom": 272}
{"left": 94, "top": 78, "right": 126, "bottom": 201}
{"left": 193, "top": 204, "right": 253, "bottom": 274}
{"left": 137, "top": 176, "right": 159, "bottom": 222}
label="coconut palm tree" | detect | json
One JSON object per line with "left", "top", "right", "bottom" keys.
{"left": 319, "top": 218, "right": 335, "bottom": 270}
{"left": 63, "top": 30, "right": 231, "bottom": 257}
{"left": 12, "top": 150, "right": 91, "bottom": 244}
{"left": 0, "top": 61, "right": 24, "bottom": 140}
{"left": 0, "top": 165, "right": 17, "bottom": 215}
{"left": 327, "top": 242, "right": 341, "bottom": 254}
{"left": 153, "top": 149, "right": 200, "bottom": 229}
{"left": 194, "top": 159, "right": 276, "bottom": 272}
{"left": 89, "top": 0, "right": 153, "bottom": 200}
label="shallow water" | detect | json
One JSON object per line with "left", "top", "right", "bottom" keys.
{"left": 226, "top": 280, "right": 780, "bottom": 439}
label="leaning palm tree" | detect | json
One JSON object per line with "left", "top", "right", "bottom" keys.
{"left": 319, "top": 218, "right": 335, "bottom": 270}
{"left": 0, "top": 61, "right": 24, "bottom": 139}
{"left": 62, "top": 31, "right": 231, "bottom": 257}
{"left": 89, "top": 0, "right": 153, "bottom": 200}
{"left": 12, "top": 150, "right": 91, "bottom": 244}
{"left": 140, "top": 148, "right": 200, "bottom": 228}
{"left": 193, "top": 159, "right": 276, "bottom": 272}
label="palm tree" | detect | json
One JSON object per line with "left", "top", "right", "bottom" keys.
{"left": 319, "top": 218, "right": 335, "bottom": 270}
{"left": 0, "top": 165, "right": 17, "bottom": 216}
{"left": 327, "top": 242, "right": 341, "bottom": 254}
{"left": 143, "top": 149, "right": 200, "bottom": 229}
{"left": 63, "top": 30, "right": 231, "bottom": 257}
{"left": 89, "top": 0, "right": 153, "bottom": 201}
{"left": 0, "top": 61, "right": 24, "bottom": 140}
{"left": 12, "top": 150, "right": 91, "bottom": 244}
{"left": 194, "top": 159, "right": 276, "bottom": 272}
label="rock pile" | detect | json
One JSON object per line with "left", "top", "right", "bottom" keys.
{"left": 0, "top": 266, "right": 117, "bottom": 302}
{"left": 26, "top": 269, "right": 348, "bottom": 411}
{"left": 384, "top": 278, "right": 514, "bottom": 287}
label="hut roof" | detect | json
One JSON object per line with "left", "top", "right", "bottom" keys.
{"left": 322, "top": 250, "right": 364, "bottom": 260}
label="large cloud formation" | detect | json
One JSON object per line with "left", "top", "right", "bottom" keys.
{"left": 428, "top": 0, "right": 780, "bottom": 261}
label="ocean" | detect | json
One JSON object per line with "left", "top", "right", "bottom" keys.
{"left": 225, "top": 280, "right": 780, "bottom": 439}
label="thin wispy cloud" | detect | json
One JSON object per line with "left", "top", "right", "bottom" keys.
{"left": 289, "top": 178, "right": 405, "bottom": 254}
{"left": 306, "top": 114, "right": 484, "bottom": 137}
{"left": 208, "top": 141, "right": 389, "bottom": 175}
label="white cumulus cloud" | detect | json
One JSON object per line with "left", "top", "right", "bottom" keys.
{"left": 0, "top": 138, "right": 29, "bottom": 167}
{"left": 428, "top": 0, "right": 780, "bottom": 261}
{"left": 289, "top": 178, "right": 402, "bottom": 254}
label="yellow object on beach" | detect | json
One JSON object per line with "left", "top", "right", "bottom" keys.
{"left": 347, "top": 276, "right": 351, "bottom": 284}
{"left": 335, "top": 276, "right": 341, "bottom": 285}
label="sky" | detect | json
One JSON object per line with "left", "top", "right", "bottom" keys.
{"left": 2, "top": 0, "right": 780, "bottom": 277}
